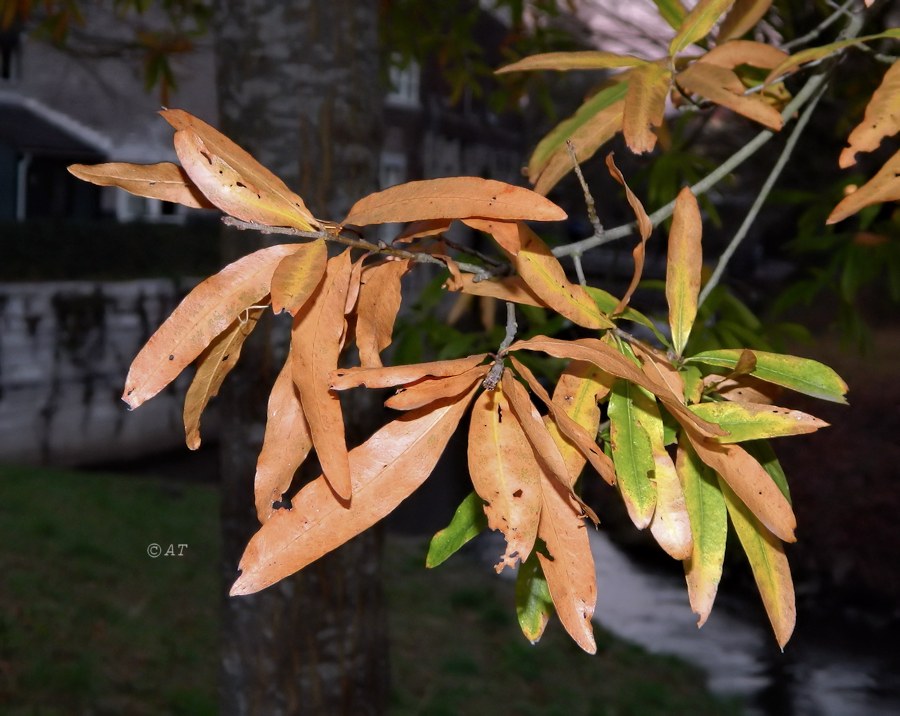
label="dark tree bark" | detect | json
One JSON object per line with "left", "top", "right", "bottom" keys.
{"left": 213, "top": 2, "right": 387, "bottom": 714}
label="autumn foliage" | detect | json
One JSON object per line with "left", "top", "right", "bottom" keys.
{"left": 68, "top": 1, "right": 900, "bottom": 655}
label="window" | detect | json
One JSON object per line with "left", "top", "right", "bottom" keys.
{"left": 386, "top": 57, "right": 420, "bottom": 109}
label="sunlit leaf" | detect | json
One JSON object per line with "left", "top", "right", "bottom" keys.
{"left": 840, "top": 60, "right": 900, "bottom": 168}
{"left": 623, "top": 63, "right": 672, "bottom": 154}
{"left": 331, "top": 354, "right": 488, "bottom": 390}
{"left": 231, "top": 387, "right": 479, "bottom": 596}
{"left": 342, "top": 177, "right": 566, "bottom": 226}
{"left": 426, "top": 491, "right": 489, "bottom": 568}
{"left": 687, "top": 349, "right": 848, "bottom": 403}
{"left": 669, "top": 0, "right": 736, "bottom": 56}
{"left": 497, "top": 50, "right": 648, "bottom": 74}
{"left": 163, "top": 109, "right": 319, "bottom": 231}
{"left": 68, "top": 161, "right": 214, "bottom": 209}
{"left": 385, "top": 365, "right": 488, "bottom": 411}
{"left": 719, "top": 477, "right": 795, "bottom": 648}
{"left": 356, "top": 259, "right": 409, "bottom": 367}
{"left": 666, "top": 187, "right": 703, "bottom": 356}
{"left": 123, "top": 243, "right": 301, "bottom": 409}
{"left": 716, "top": 0, "right": 773, "bottom": 43}
{"left": 183, "top": 307, "right": 263, "bottom": 450}
{"left": 677, "top": 438, "right": 727, "bottom": 627}
{"left": 291, "top": 250, "right": 354, "bottom": 500}
{"left": 676, "top": 61, "right": 783, "bottom": 130}
{"left": 270, "top": 239, "right": 327, "bottom": 315}
{"left": 608, "top": 380, "right": 657, "bottom": 528}
{"left": 690, "top": 401, "right": 828, "bottom": 442}
{"left": 516, "top": 553, "right": 554, "bottom": 644}
{"left": 828, "top": 148, "right": 900, "bottom": 224}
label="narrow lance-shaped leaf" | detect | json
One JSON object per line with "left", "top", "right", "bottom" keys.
{"left": 669, "top": 0, "right": 736, "bottom": 56}
{"left": 686, "top": 349, "right": 848, "bottom": 403}
{"left": 231, "top": 386, "right": 479, "bottom": 596}
{"left": 255, "top": 350, "right": 313, "bottom": 523}
{"left": 385, "top": 365, "right": 488, "bottom": 411}
{"left": 716, "top": 0, "right": 773, "bottom": 43}
{"left": 608, "top": 380, "right": 657, "bottom": 529}
{"left": 68, "top": 162, "right": 214, "bottom": 209}
{"left": 291, "top": 250, "right": 354, "bottom": 501}
{"left": 183, "top": 307, "right": 263, "bottom": 450}
{"left": 667, "top": 187, "right": 703, "bottom": 356}
{"left": 356, "top": 259, "right": 409, "bottom": 367}
{"left": 840, "top": 60, "right": 900, "bottom": 168}
{"left": 516, "top": 551, "right": 554, "bottom": 645}
{"left": 584, "top": 286, "right": 668, "bottom": 343}
{"left": 622, "top": 62, "right": 671, "bottom": 154}
{"left": 828, "top": 149, "right": 900, "bottom": 225}
{"left": 606, "top": 154, "right": 652, "bottom": 312}
{"left": 699, "top": 38, "right": 786, "bottom": 70}
{"left": 719, "top": 476, "right": 795, "bottom": 648}
{"left": 677, "top": 438, "right": 727, "bottom": 627}
{"left": 123, "top": 243, "right": 301, "bottom": 408}
{"left": 765, "top": 30, "right": 900, "bottom": 84}
{"left": 676, "top": 62, "right": 783, "bottom": 130}
{"left": 426, "top": 491, "right": 489, "bottom": 569}
{"left": 342, "top": 177, "right": 566, "bottom": 226}
{"left": 497, "top": 50, "right": 648, "bottom": 74}
{"left": 331, "top": 354, "right": 488, "bottom": 390}
{"left": 163, "top": 109, "right": 319, "bottom": 231}
{"left": 270, "top": 239, "right": 327, "bottom": 315}
{"left": 468, "top": 384, "right": 542, "bottom": 572}
{"left": 689, "top": 401, "right": 828, "bottom": 443}
{"left": 652, "top": 0, "right": 687, "bottom": 30}
{"left": 445, "top": 273, "right": 544, "bottom": 308}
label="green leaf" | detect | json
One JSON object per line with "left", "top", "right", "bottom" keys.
{"left": 652, "top": 0, "right": 688, "bottom": 30}
{"left": 426, "top": 491, "right": 488, "bottom": 568}
{"left": 584, "top": 286, "right": 669, "bottom": 345}
{"left": 686, "top": 349, "right": 848, "bottom": 404}
{"left": 516, "top": 550, "right": 554, "bottom": 644}
{"left": 669, "top": 0, "right": 736, "bottom": 56}
{"left": 677, "top": 438, "right": 727, "bottom": 627}
{"left": 666, "top": 187, "right": 703, "bottom": 356}
{"left": 689, "top": 401, "right": 828, "bottom": 443}
{"left": 719, "top": 477, "right": 795, "bottom": 649}
{"left": 743, "top": 440, "right": 791, "bottom": 503}
{"left": 608, "top": 380, "right": 657, "bottom": 529}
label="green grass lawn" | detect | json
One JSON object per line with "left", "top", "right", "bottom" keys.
{"left": 0, "top": 464, "right": 742, "bottom": 715}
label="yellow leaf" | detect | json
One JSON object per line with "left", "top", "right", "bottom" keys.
{"left": 623, "top": 63, "right": 671, "bottom": 154}
{"left": 676, "top": 62, "right": 783, "bottom": 130}
{"left": 356, "top": 259, "right": 409, "bottom": 368}
{"left": 840, "top": 60, "right": 900, "bottom": 168}
{"left": 123, "top": 243, "right": 301, "bottom": 409}
{"left": 330, "top": 354, "right": 489, "bottom": 390}
{"left": 162, "top": 109, "right": 319, "bottom": 231}
{"left": 254, "top": 350, "right": 313, "bottom": 523}
{"left": 666, "top": 187, "right": 703, "bottom": 356}
{"left": 716, "top": 0, "right": 773, "bottom": 43}
{"left": 291, "top": 250, "right": 354, "bottom": 501}
{"left": 468, "top": 386, "right": 542, "bottom": 572}
{"left": 669, "top": 0, "right": 736, "bottom": 56}
{"left": 766, "top": 30, "right": 900, "bottom": 84}
{"left": 689, "top": 401, "right": 828, "bottom": 442}
{"left": 342, "top": 177, "right": 566, "bottom": 226}
{"left": 231, "top": 387, "right": 479, "bottom": 596}
{"left": 68, "top": 162, "right": 214, "bottom": 209}
{"left": 384, "top": 365, "right": 488, "bottom": 411}
{"left": 183, "top": 308, "right": 263, "bottom": 450}
{"left": 270, "top": 239, "right": 327, "bottom": 315}
{"left": 497, "top": 50, "right": 648, "bottom": 74}
{"left": 828, "top": 148, "right": 900, "bottom": 224}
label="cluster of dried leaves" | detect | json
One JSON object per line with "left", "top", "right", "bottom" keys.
{"left": 498, "top": 0, "right": 899, "bottom": 220}
{"left": 68, "top": 105, "right": 854, "bottom": 653}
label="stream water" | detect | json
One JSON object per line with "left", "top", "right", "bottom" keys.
{"left": 587, "top": 531, "right": 900, "bottom": 716}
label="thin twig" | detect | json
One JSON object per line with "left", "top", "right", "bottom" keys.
{"left": 566, "top": 140, "right": 603, "bottom": 237}
{"left": 783, "top": 0, "right": 855, "bottom": 51}
{"left": 698, "top": 80, "right": 829, "bottom": 307}
{"left": 441, "top": 237, "right": 505, "bottom": 267}
{"left": 572, "top": 252, "right": 587, "bottom": 286}
{"left": 483, "top": 302, "right": 517, "bottom": 390}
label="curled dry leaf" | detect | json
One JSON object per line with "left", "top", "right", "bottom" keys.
{"left": 270, "top": 239, "right": 328, "bottom": 315}
{"left": 184, "top": 307, "right": 263, "bottom": 450}
{"left": 622, "top": 63, "right": 671, "bottom": 154}
{"left": 356, "top": 259, "right": 409, "bottom": 368}
{"left": 291, "top": 250, "right": 354, "bottom": 501}
{"left": 385, "top": 365, "right": 488, "bottom": 411}
{"left": 123, "top": 243, "right": 301, "bottom": 409}
{"left": 839, "top": 59, "right": 900, "bottom": 167}
{"left": 828, "top": 148, "right": 900, "bottom": 224}
{"left": 342, "top": 177, "right": 566, "bottom": 226}
{"left": 255, "top": 351, "right": 313, "bottom": 523}
{"left": 232, "top": 386, "right": 480, "bottom": 596}
{"left": 344, "top": 255, "right": 367, "bottom": 317}
{"left": 68, "top": 162, "right": 214, "bottom": 209}
{"left": 163, "top": 108, "right": 319, "bottom": 231}
{"left": 393, "top": 218, "right": 453, "bottom": 243}
{"left": 606, "top": 153, "right": 652, "bottom": 313}
{"left": 703, "top": 373, "right": 783, "bottom": 404}
{"left": 468, "top": 386, "right": 542, "bottom": 572}
{"left": 666, "top": 187, "right": 703, "bottom": 356}
{"left": 330, "top": 354, "right": 488, "bottom": 390}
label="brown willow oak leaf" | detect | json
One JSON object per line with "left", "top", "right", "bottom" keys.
{"left": 703, "top": 374, "right": 783, "bottom": 404}
{"left": 123, "top": 243, "right": 302, "bottom": 408}
{"left": 231, "top": 386, "right": 479, "bottom": 596}
{"left": 719, "top": 476, "right": 795, "bottom": 648}
{"left": 393, "top": 218, "right": 453, "bottom": 243}
{"left": 509, "top": 336, "right": 726, "bottom": 438}
{"left": 685, "top": 431, "right": 796, "bottom": 543}
{"left": 270, "top": 239, "right": 327, "bottom": 315}
{"left": 183, "top": 307, "right": 263, "bottom": 450}
{"left": 699, "top": 38, "right": 786, "bottom": 70}
{"left": 344, "top": 255, "right": 366, "bottom": 317}
{"left": 468, "top": 385, "right": 542, "bottom": 572}
{"left": 342, "top": 177, "right": 566, "bottom": 226}
{"left": 356, "top": 259, "right": 409, "bottom": 367}
{"left": 291, "top": 249, "right": 354, "bottom": 501}
{"left": 669, "top": 0, "right": 736, "bottom": 56}
{"left": 67, "top": 162, "right": 214, "bottom": 209}
{"left": 331, "top": 354, "right": 488, "bottom": 390}
{"left": 509, "top": 356, "right": 616, "bottom": 486}
{"left": 385, "top": 365, "right": 488, "bottom": 411}
{"left": 163, "top": 108, "right": 319, "bottom": 231}
{"left": 828, "top": 148, "right": 900, "bottom": 223}
{"left": 666, "top": 187, "right": 703, "bottom": 356}
{"left": 536, "top": 461, "right": 597, "bottom": 654}
{"left": 622, "top": 63, "right": 672, "bottom": 154}
{"left": 444, "top": 273, "right": 543, "bottom": 308}
{"left": 496, "top": 50, "right": 648, "bottom": 74}
{"left": 606, "top": 154, "right": 652, "bottom": 313}
{"left": 840, "top": 60, "right": 900, "bottom": 168}
{"left": 464, "top": 219, "right": 613, "bottom": 329}
{"left": 676, "top": 61, "right": 783, "bottom": 130}
{"left": 255, "top": 350, "right": 313, "bottom": 523}
{"left": 717, "top": 1, "right": 774, "bottom": 43}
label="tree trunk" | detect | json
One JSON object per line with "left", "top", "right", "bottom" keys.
{"left": 213, "top": 2, "right": 387, "bottom": 714}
